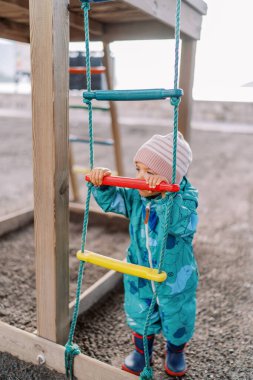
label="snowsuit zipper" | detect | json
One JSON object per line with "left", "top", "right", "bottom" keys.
{"left": 144, "top": 203, "right": 159, "bottom": 304}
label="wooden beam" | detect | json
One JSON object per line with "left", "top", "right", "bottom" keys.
{"left": 0, "top": 321, "right": 136, "bottom": 379}
{"left": 184, "top": 0, "right": 207, "bottom": 15}
{"left": 104, "top": 20, "right": 174, "bottom": 42}
{"left": 69, "top": 9, "right": 104, "bottom": 37}
{"left": 29, "top": 0, "right": 69, "bottom": 344}
{"left": 103, "top": 42, "right": 124, "bottom": 176}
{"left": 0, "top": 19, "right": 29, "bottom": 43}
{"left": 178, "top": 37, "right": 197, "bottom": 142}
{"left": 0, "top": 0, "right": 28, "bottom": 8}
{"left": 69, "top": 203, "right": 129, "bottom": 231}
{"left": 0, "top": 0, "right": 29, "bottom": 22}
{"left": 0, "top": 208, "right": 33, "bottom": 238}
{"left": 0, "top": 0, "right": 29, "bottom": 11}
{"left": 69, "top": 145, "right": 80, "bottom": 202}
{"left": 0, "top": 204, "right": 128, "bottom": 242}
{"left": 124, "top": 0, "right": 204, "bottom": 40}
{"left": 69, "top": 269, "right": 122, "bottom": 318}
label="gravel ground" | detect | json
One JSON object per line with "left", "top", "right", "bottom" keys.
{"left": 0, "top": 221, "right": 129, "bottom": 332}
{"left": 0, "top": 112, "right": 253, "bottom": 379}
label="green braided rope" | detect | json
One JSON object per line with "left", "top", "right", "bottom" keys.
{"left": 173, "top": 0, "right": 181, "bottom": 90}
{"left": 140, "top": 1, "right": 182, "bottom": 379}
{"left": 171, "top": 0, "right": 182, "bottom": 185}
{"left": 65, "top": 0, "right": 182, "bottom": 378}
{"left": 65, "top": 2, "right": 94, "bottom": 378}
{"left": 171, "top": 97, "right": 180, "bottom": 184}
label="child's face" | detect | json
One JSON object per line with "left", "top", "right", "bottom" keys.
{"left": 135, "top": 161, "right": 161, "bottom": 198}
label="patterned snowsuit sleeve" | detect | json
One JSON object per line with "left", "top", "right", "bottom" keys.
{"left": 91, "top": 185, "right": 134, "bottom": 218}
{"left": 167, "top": 179, "right": 199, "bottom": 237}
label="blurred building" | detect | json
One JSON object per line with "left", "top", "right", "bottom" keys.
{"left": 0, "top": 39, "right": 30, "bottom": 83}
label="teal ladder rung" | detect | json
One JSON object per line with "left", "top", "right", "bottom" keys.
{"left": 69, "top": 135, "right": 114, "bottom": 146}
{"left": 69, "top": 104, "right": 110, "bottom": 112}
{"left": 83, "top": 88, "right": 183, "bottom": 102}
{"left": 87, "top": 0, "right": 111, "bottom": 2}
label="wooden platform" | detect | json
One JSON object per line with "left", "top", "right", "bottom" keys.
{"left": 0, "top": 0, "right": 207, "bottom": 43}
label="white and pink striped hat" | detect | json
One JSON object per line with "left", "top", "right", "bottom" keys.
{"left": 133, "top": 132, "right": 192, "bottom": 184}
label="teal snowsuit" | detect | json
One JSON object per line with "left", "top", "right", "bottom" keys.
{"left": 91, "top": 177, "right": 199, "bottom": 345}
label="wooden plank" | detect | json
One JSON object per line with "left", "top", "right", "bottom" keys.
{"left": 89, "top": 8, "right": 151, "bottom": 23}
{"left": 124, "top": 0, "right": 204, "bottom": 40}
{"left": 0, "top": 204, "right": 128, "bottom": 241}
{"left": 0, "top": 19, "right": 29, "bottom": 43}
{"left": 0, "top": 0, "right": 28, "bottom": 8}
{"left": 0, "top": 0, "right": 29, "bottom": 23}
{"left": 103, "top": 42, "right": 124, "bottom": 176}
{"left": 178, "top": 37, "right": 197, "bottom": 142}
{"left": 0, "top": 0, "right": 29, "bottom": 11}
{"left": 0, "top": 208, "right": 33, "bottom": 238}
{"left": 29, "top": 0, "right": 69, "bottom": 344}
{"left": 69, "top": 269, "right": 122, "bottom": 318}
{"left": 0, "top": 0, "right": 206, "bottom": 43}
{"left": 0, "top": 321, "right": 136, "bottom": 380}
{"left": 69, "top": 9, "right": 104, "bottom": 37}
{"left": 184, "top": 0, "right": 207, "bottom": 15}
{"left": 69, "top": 203, "right": 129, "bottom": 232}
{"left": 104, "top": 20, "right": 174, "bottom": 41}
{"left": 69, "top": 145, "right": 80, "bottom": 202}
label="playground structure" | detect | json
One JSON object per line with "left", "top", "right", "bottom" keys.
{"left": 69, "top": 63, "right": 122, "bottom": 202}
{"left": 0, "top": 0, "right": 207, "bottom": 378}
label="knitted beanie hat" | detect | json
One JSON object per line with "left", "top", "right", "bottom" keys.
{"left": 133, "top": 132, "right": 192, "bottom": 184}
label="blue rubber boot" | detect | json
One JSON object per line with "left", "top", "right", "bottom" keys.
{"left": 165, "top": 341, "right": 187, "bottom": 377}
{"left": 122, "top": 332, "right": 155, "bottom": 375}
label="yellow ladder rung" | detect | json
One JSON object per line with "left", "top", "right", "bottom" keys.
{"left": 77, "top": 250, "right": 167, "bottom": 283}
{"left": 73, "top": 166, "right": 90, "bottom": 175}
{"left": 73, "top": 166, "right": 118, "bottom": 176}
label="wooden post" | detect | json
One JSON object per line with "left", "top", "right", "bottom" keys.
{"left": 178, "top": 37, "right": 197, "bottom": 142}
{"left": 29, "top": 0, "right": 69, "bottom": 344}
{"left": 103, "top": 41, "right": 124, "bottom": 176}
{"left": 69, "top": 144, "right": 80, "bottom": 202}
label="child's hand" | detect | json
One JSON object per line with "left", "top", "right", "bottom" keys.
{"left": 88, "top": 167, "right": 112, "bottom": 186}
{"left": 144, "top": 174, "right": 168, "bottom": 189}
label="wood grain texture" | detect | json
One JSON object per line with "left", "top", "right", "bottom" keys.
{"left": 103, "top": 42, "right": 124, "bottom": 176}
{"left": 179, "top": 38, "right": 197, "bottom": 141}
{"left": 0, "top": 19, "right": 29, "bottom": 42}
{"left": 125, "top": 0, "right": 204, "bottom": 40}
{"left": 69, "top": 269, "right": 123, "bottom": 318}
{"left": 0, "top": 208, "right": 33, "bottom": 238}
{"left": 0, "top": 321, "right": 136, "bottom": 379}
{"left": 104, "top": 20, "right": 174, "bottom": 41}
{"left": 184, "top": 0, "right": 207, "bottom": 14}
{"left": 29, "top": 0, "right": 69, "bottom": 344}
{"left": 1, "top": 0, "right": 206, "bottom": 42}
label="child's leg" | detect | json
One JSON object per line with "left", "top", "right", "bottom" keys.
{"left": 159, "top": 287, "right": 197, "bottom": 376}
{"left": 159, "top": 287, "right": 197, "bottom": 345}
{"left": 123, "top": 274, "right": 162, "bottom": 336}
{"left": 122, "top": 275, "right": 161, "bottom": 374}
{"left": 122, "top": 333, "right": 155, "bottom": 375}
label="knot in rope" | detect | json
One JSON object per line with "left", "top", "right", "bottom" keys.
{"left": 170, "top": 96, "right": 181, "bottom": 107}
{"left": 65, "top": 343, "right": 81, "bottom": 379}
{"left": 80, "top": 0, "right": 90, "bottom": 11}
{"left": 87, "top": 182, "right": 93, "bottom": 189}
{"left": 140, "top": 366, "right": 153, "bottom": 380}
{"left": 65, "top": 342, "right": 81, "bottom": 356}
{"left": 83, "top": 99, "right": 92, "bottom": 106}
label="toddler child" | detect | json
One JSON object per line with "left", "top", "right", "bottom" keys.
{"left": 89, "top": 132, "right": 199, "bottom": 377}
